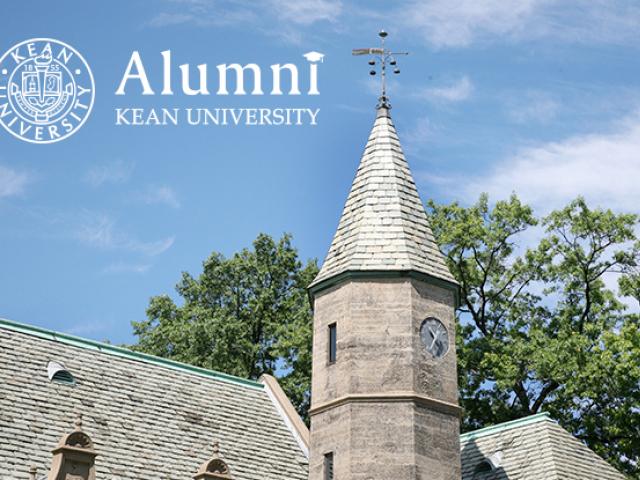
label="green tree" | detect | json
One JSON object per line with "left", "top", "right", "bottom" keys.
{"left": 428, "top": 194, "right": 640, "bottom": 477}
{"left": 131, "top": 233, "right": 317, "bottom": 420}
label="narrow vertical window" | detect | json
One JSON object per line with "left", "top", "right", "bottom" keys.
{"left": 324, "top": 452, "right": 334, "bottom": 480}
{"left": 328, "top": 323, "right": 337, "bottom": 364}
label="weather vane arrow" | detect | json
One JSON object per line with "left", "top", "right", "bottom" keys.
{"left": 353, "top": 30, "right": 409, "bottom": 109}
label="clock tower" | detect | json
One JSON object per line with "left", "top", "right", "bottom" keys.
{"left": 306, "top": 33, "right": 461, "bottom": 480}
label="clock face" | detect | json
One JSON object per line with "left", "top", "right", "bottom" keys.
{"left": 420, "top": 318, "right": 449, "bottom": 359}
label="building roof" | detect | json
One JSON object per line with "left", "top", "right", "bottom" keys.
{"left": 0, "top": 318, "right": 308, "bottom": 480}
{"left": 309, "top": 106, "right": 456, "bottom": 290}
{"left": 460, "top": 412, "right": 625, "bottom": 480}
{"left": 0, "top": 318, "right": 625, "bottom": 480}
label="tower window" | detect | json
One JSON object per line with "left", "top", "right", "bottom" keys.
{"left": 324, "top": 452, "right": 334, "bottom": 480}
{"left": 328, "top": 323, "right": 337, "bottom": 364}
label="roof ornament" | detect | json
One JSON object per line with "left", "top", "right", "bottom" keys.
{"left": 74, "top": 412, "right": 83, "bottom": 431}
{"left": 194, "top": 440, "right": 234, "bottom": 480}
{"left": 352, "top": 30, "right": 409, "bottom": 110}
{"left": 47, "top": 413, "right": 97, "bottom": 480}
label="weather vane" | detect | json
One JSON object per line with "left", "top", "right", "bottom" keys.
{"left": 352, "top": 30, "right": 409, "bottom": 109}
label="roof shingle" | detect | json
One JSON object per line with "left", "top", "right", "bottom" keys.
{"left": 0, "top": 319, "right": 308, "bottom": 480}
{"left": 460, "top": 413, "right": 625, "bottom": 480}
{"left": 310, "top": 106, "right": 456, "bottom": 288}
{"left": 0, "top": 320, "right": 627, "bottom": 480}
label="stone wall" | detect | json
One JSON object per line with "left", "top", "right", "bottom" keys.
{"left": 308, "top": 277, "right": 461, "bottom": 480}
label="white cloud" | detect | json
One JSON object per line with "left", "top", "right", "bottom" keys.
{"left": 0, "top": 165, "right": 30, "bottom": 198}
{"left": 401, "top": 0, "right": 640, "bottom": 48}
{"left": 139, "top": 185, "right": 181, "bottom": 209}
{"left": 403, "top": 0, "right": 541, "bottom": 48}
{"left": 416, "top": 76, "right": 474, "bottom": 103}
{"left": 148, "top": 0, "right": 640, "bottom": 48}
{"left": 505, "top": 90, "right": 559, "bottom": 124}
{"left": 102, "top": 262, "right": 151, "bottom": 274}
{"left": 463, "top": 113, "right": 640, "bottom": 213}
{"left": 148, "top": 0, "right": 342, "bottom": 35}
{"left": 148, "top": 12, "right": 198, "bottom": 27}
{"left": 65, "top": 319, "right": 113, "bottom": 336}
{"left": 403, "top": 116, "right": 439, "bottom": 154}
{"left": 268, "top": 0, "right": 342, "bottom": 25}
{"left": 84, "top": 160, "right": 133, "bottom": 187}
{"left": 75, "top": 213, "right": 175, "bottom": 256}
{"left": 148, "top": 5, "right": 257, "bottom": 28}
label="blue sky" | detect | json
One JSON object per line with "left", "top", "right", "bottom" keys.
{"left": 2, "top": 0, "right": 640, "bottom": 344}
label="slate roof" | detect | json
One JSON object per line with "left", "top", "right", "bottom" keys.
{"left": 460, "top": 412, "right": 625, "bottom": 480}
{"left": 0, "top": 319, "right": 627, "bottom": 480}
{"left": 310, "top": 106, "right": 456, "bottom": 289}
{"left": 0, "top": 318, "right": 308, "bottom": 480}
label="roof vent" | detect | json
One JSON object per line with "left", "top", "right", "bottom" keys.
{"left": 47, "top": 361, "right": 75, "bottom": 385}
{"left": 474, "top": 451, "right": 503, "bottom": 476}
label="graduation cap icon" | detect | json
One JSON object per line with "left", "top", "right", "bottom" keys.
{"left": 303, "top": 51, "right": 325, "bottom": 63}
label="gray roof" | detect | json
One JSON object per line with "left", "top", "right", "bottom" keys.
{"left": 0, "top": 319, "right": 308, "bottom": 480}
{"left": 0, "top": 320, "right": 625, "bottom": 480}
{"left": 310, "top": 106, "right": 456, "bottom": 289}
{"left": 460, "top": 412, "right": 625, "bottom": 480}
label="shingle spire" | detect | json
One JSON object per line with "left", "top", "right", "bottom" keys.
{"left": 310, "top": 105, "right": 457, "bottom": 289}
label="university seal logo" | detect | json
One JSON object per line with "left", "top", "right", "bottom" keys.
{"left": 0, "top": 38, "right": 95, "bottom": 144}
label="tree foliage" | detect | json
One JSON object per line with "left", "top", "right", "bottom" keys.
{"left": 131, "top": 198, "right": 639, "bottom": 476}
{"left": 428, "top": 194, "right": 640, "bottom": 477}
{"left": 131, "top": 233, "right": 317, "bottom": 421}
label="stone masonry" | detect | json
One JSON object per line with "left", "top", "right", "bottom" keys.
{"left": 307, "top": 104, "right": 461, "bottom": 480}
{"left": 308, "top": 279, "right": 460, "bottom": 480}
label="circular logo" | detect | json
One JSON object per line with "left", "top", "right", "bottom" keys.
{"left": 0, "top": 38, "right": 95, "bottom": 144}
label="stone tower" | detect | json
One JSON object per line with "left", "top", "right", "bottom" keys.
{"left": 307, "top": 102, "right": 461, "bottom": 480}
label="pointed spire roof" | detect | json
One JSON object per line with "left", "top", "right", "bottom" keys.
{"left": 310, "top": 106, "right": 456, "bottom": 290}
